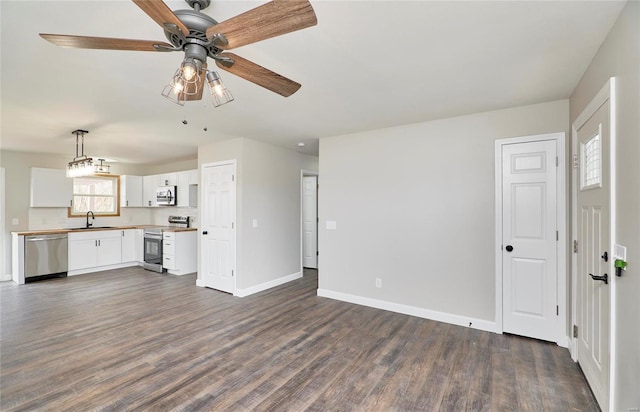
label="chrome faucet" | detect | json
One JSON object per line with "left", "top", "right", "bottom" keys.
{"left": 86, "top": 211, "right": 95, "bottom": 228}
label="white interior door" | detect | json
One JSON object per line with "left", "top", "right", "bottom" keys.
{"left": 502, "top": 139, "right": 559, "bottom": 342}
{"left": 201, "top": 162, "right": 236, "bottom": 294}
{"left": 302, "top": 175, "right": 318, "bottom": 269}
{"left": 576, "top": 100, "right": 610, "bottom": 410}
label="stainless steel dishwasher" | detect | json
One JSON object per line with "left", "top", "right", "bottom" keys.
{"left": 25, "top": 233, "right": 68, "bottom": 282}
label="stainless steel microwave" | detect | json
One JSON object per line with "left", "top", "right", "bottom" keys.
{"left": 156, "top": 186, "right": 176, "bottom": 206}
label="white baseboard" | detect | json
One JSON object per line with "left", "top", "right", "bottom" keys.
{"left": 317, "top": 288, "right": 499, "bottom": 333}
{"left": 196, "top": 279, "right": 206, "bottom": 287}
{"left": 235, "top": 271, "right": 302, "bottom": 298}
{"left": 1, "top": 273, "right": 12, "bottom": 282}
{"left": 556, "top": 335, "right": 569, "bottom": 349}
{"left": 68, "top": 262, "right": 138, "bottom": 277}
{"left": 569, "top": 336, "right": 578, "bottom": 361}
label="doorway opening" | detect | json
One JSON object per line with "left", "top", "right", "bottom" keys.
{"left": 301, "top": 170, "right": 319, "bottom": 279}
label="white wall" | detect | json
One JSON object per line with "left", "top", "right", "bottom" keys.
{"left": 141, "top": 158, "right": 198, "bottom": 176}
{"left": 198, "top": 137, "right": 318, "bottom": 292}
{"left": 0, "top": 167, "right": 7, "bottom": 280}
{"left": 239, "top": 139, "right": 318, "bottom": 290}
{"left": 570, "top": 1, "right": 640, "bottom": 409}
{"left": 318, "top": 100, "right": 569, "bottom": 328}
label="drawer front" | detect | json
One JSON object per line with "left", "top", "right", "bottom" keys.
{"left": 163, "top": 255, "right": 176, "bottom": 270}
{"left": 163, "top": 232, "right": 176, "bottom": 240}
{"left": 163, "top": 241, "right": 176, "bottom": 255}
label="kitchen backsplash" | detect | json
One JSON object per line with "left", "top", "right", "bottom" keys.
{"left": 28, "top": 207, "right": 197, "bottom": 230}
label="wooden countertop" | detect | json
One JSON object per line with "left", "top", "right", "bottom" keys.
{"left": 12, "top": 226, "right": 197, "bottom": 236}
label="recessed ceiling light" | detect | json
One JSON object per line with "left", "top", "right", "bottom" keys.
{"left": 297, "top": 142, "right": 305, "bottom": 147}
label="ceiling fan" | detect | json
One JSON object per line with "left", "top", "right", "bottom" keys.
{"left": 40, "top": 0, "right": 317, "bottom": 105}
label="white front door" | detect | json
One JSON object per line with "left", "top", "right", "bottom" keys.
{"left": 201, "top": 162, "right": 236, "bottom": 294}
{"left": 502, "top": 139, "right": 559, "bottom": 342}
{"left": 302, "top": 175, "right": 318, "bottom": 269}
{"left": 576, "top": 100, "right": 610, "bottom": 410}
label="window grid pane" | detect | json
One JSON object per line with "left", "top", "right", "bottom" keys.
{"left": 71, "top": 176, "right": 118, "bottom": 215}
{"left": 582, "top": 133, "right": 601, "bottom": 189}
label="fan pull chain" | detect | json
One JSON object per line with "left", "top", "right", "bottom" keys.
{"left": 181, "top": 103, "right": 188, "bottom": 125}
{"left": 202, "top": 101, "right": 208, "bottom": 132}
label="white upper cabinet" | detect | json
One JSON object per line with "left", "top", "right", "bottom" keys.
{"left": 142, "top": 175, "right": 158, "bottom": 207}
{"left": 177, "top": 169, "right": 198, "bottom": 208}
{"left": 120, "top": 175, "right": 143, "bottom": 207}
{"left": 157, "top": 173, "right": 177, "bottom": 186}
{"left": 188, "top": 169, "right": 198, "bottom": 185}
{"left": 30, "top": 167, "right": 73, "bottom": 207}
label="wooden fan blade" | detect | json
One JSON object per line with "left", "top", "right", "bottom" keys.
{"left": 206, "top": 0, "right": 317, "bottom": 50}
{"left": 40, "top": 34, "right": 173, "bottom": 52}
{"left": 132, "top": 0, "right": 189, "bottom": 37}
{"left": 215, "top": 53, "right": 301, "bottom": 97}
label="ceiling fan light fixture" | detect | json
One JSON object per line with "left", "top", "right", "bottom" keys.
{"left": 206, "top": 70, "right": 233, "bottom": 107}
{"left": 181, "top": 57, "right": 202, "bottom": 82}
{"left": 161, "top": 68, "right": 187, "bottom": 106}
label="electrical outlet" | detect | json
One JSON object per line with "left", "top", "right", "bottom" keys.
{"left": 375, "top": 278, "right": 381, "bottom": 288}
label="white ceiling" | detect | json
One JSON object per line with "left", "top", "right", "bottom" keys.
{"left": 0, "top": 0, "right": 626, "bottom": 164}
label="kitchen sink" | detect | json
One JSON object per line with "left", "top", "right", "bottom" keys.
{"left": 69, "top": 226, "right": 116, "bottom": 230}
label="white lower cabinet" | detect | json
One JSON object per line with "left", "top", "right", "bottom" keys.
{"left": 69, "top": 230, "right": 122, "bottom": 271}
{"left": 98, "top": 237, "right": 122, "bottom": 266}
{"left": 163, "top": 231, "right": 196, "bottom": 275}
{"left": 121, "top": 229, "right": 143, "bottom": 263}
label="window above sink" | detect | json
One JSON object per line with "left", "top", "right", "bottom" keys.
{"left": 69, "top": 175, "right": 120, "bottom": 217}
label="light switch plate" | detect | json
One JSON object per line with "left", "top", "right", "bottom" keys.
{"left": 326, "top": 220, "right": 337, "bottom": 230}
{"left": 11, "top": 218, "right": 19, "bottom": 225}
{"left": 252, "top": 219, "right": 258, "bottom": 228}
{"left": 614, "top": 244, "right": 627, "bottom": 261}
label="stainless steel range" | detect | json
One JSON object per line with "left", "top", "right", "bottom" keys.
{"left": 143, "top": 216, "right": 190, "bottom": 273}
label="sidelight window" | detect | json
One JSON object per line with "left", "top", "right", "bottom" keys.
{"left": 581, "top": 132, "right": 601, "bottom": 190}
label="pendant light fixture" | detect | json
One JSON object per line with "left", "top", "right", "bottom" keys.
{"left": 94, "top": 158, "right": 111, "bottom": 175}
{"left": 67, "top": 129, "right": 102, "bottom": 178}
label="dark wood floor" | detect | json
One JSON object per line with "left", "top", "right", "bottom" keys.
{"left": 1, "top": 268, "right": 598, "bottom": 411}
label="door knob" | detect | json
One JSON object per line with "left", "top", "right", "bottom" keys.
{"left": 589, "top": 273, "right": 608, "bottom": 285}
{"left": 202, "top": 231, "right": 208, "bottom": 235}
{"left": 505, "top": 245, "right": 514, "bottom": 252}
